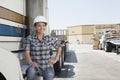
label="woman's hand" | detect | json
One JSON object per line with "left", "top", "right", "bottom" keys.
{"left": 49, "top": 47, "right": 62, "bottom": 65}
{"left": 48, "top": 58, "right": 57, "bottom": 65}
{"left": 29, "top": 61, "right": 38, "bottom": 68}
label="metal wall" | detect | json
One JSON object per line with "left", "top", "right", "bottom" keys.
{"left": 0, "top": 0, "right": 26, "bottom": 51}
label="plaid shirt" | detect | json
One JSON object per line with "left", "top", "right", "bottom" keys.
{"left": 25, "top": 34, "right": 61, "bottom": 69}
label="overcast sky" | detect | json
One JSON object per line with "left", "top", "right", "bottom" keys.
{"left": 48, "top": 0, "right": 120, "bottom": 30}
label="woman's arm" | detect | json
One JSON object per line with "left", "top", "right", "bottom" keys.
{"left": 25, "top": 51, "right": 38, "bottom": 68}
{"left": 49, "top": 47, "right": 62, "bottom": 64}
{"left": 54, "top": 47, "right": 62, "bottom": 62}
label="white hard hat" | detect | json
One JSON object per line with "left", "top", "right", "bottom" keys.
{"left": 33, "top": 16, "right": 47, "bottom": 25}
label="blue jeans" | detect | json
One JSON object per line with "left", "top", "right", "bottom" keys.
{"left": 26, "top": 66, "right": 55, "bottom": 80}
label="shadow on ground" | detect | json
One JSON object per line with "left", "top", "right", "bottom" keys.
{"left": 55, "top": 64, "right": 75, "bottom": 78}
{"left": 65, "top": 50, "right": 78, "bottom": 63}
{"left": 55, "top": 50, "right": 77, "bottom": 78}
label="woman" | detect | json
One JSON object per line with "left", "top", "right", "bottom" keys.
{"left": 25, "top": 16, "right": 62, "bottom": 80}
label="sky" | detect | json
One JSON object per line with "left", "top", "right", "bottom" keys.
{"left": 48, "top": 0, "right": 120, "bottom": 30}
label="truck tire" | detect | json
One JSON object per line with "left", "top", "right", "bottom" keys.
{"left": 0, "top": 72, "right": 6, "bottom": 80}
{"left": 61, "top": 47, "right": 65, "bottom": 67}
{"left": 54, "top": 55, "right": 62, "bottom": 75}
{"left": 99, "top": 43, "right": 102, "bottom": 50}
{"left": 116, "top": 46, "right": 120, "bottom": 55}
{"left": 116, "top": 49, "right": 119, "bottom": 55}
{"left": 104, "top": 43, "right": 112, "bottom": 52}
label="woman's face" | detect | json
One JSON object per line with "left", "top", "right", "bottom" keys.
{"left": 35, "top": 22, "right": 46, "bottom": 34}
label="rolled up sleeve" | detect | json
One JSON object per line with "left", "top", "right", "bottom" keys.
{"left": 51, "top": 37, "right": 62, "bottom": 49}
{"left": 24, "top": 36, "right": 31, "bottom": 51}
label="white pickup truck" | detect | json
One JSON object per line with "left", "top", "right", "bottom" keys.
{"left": 0, "top": 48, "right": 24, "bottom": 80}
{"left": 99, "top": 29, "right": 120, "bottom": 54}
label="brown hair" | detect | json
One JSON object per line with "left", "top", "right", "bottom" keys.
{"left": 34, "top": 22, "right": 47, "bottom": 26}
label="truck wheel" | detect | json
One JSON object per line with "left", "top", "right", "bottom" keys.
{"left": 99, "top": 43, "right": 102, "bottom": 50}
{"left": 54, "top": 56, "right": 62, "bottom": 75}
{"left": 104, "top": 43, "right": 112, "bottom": 52}
{"left": 116, "top": 46, "right": 120, "bottom": 55}
{"left": 116, "top": 49, "right": 119, "bottom": 55}
{"left": 0, "top": 72, "right": 6, "bottom": 80}
{"left": 61, "top": 47, "right": 64, "bottom": 67}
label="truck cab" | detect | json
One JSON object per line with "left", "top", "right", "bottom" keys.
{"left": 99, "top": 29, "right": 120, "bottom": 54}
{"left": 99, "top": 29, "right": 116, "bottom": 50}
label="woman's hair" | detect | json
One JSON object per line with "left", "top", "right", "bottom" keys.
{"left": 34, "top": 22, "right": 47, "bottom": 26}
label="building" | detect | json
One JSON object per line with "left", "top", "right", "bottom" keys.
{"left": 51, "top": 29, "right": 67, "bottom": 40}
{"left": 67, "top": 24, "right": 120, "bottom": 44}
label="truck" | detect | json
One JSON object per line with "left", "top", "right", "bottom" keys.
{"left": 0, "top": 0, "right": 66, "bottom": 79}
{"left": 0, "top": 48, "right": 24, "bottom": 80}
{"left": 99, "top": 29, "right": 120, "bottom": 54}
